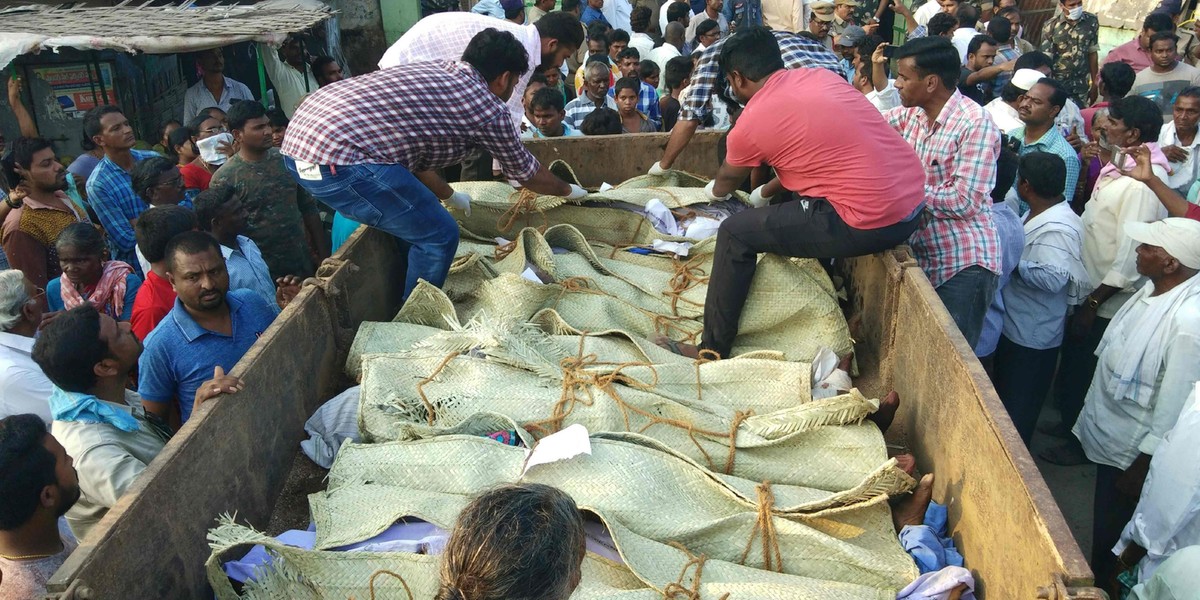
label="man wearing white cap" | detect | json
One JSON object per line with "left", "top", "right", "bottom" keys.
{"left": 986, "top": 63, "right": 1088, "bottom": 140}
{"left": 1073, "top": 216, "right": 1200, "bottom": 586}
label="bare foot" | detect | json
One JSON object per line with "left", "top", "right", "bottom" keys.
{"left": 867, "top": 391, "right": 900, "bottom": 433}
{"left": 892, "top": 473, "right": 934, "bottom": 533}
{"left": 651, "top": 334, "right": 702, "bottom": 359}
{"left": 894, "top": 453, "right": 915, "bottom": 475}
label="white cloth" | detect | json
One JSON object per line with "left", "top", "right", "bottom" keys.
{"left": 984, "top": 98, "right": 1024, "bottom": 133}
{"left": 1082, "top": 169, "right": 1170, "bottom": 319}
{"left": 896, "top": 565, "right": 977, "bottom": 600}
{"left": 659, "top": 0, "right": 694, "bottom": 35}
{"left": 649, "top": 44, "right": 683, "bottom": 92}
{"left": 866, "top": 80, "right": 901, "bottom": 112}
{"left": 1159, "top": 121, "right": 1200, "bottom": 194}
{"left": 914, "top": 0, "right": 941, "bottom": 26}
{"left": 1074, "top": 276, "right": 1200, "bottom": 469}
{"left": 0, "top": 331, "right": 53, "bottom": 423}
{"left": 1002, "top": 202, "right": 1090, "bottom": 350}
{"left": 183, "top": 76, "right": 255, "bottom": 122}
{"left": 300, "top": 386, "right": 361, "bottom": 469}
{"left": 257, "top": 43, "right": 319, "bottom": 118}
{"left": 952, "top": 27, "right": 976, "bottom": 64}
{"left": 1129, "top": 545, "right": 1200, "bottom": 599}
{"left": 1102, "top": 276, "right": 1200, "bottom": 409}
{"left": 1116, "top": 391, "right": 1200, "bottom": 585}
{"left": 629, "top": 32, "right": 655, "bottom": 60}
{"left": 602, "top": 0, "right": 632, "bottom": 33}
{"left": 377, "top": 12, "right": 542, "bottom": 131}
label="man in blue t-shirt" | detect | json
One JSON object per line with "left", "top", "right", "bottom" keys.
{"left": 138, "top": 231, "right": 277, "bottom": 423}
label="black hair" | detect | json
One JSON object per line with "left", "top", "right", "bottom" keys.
{"left": 165, "top": 229, "right": 223, "bottom": 273}
{"left": 1150, "top": 30, "right": 1180, "bottom": 47}
{"left": 0, "top": 414, "right": 56, "bottom": 530}
{"left": 31, "top": 303, "right": 108, "bottom": 393}
{"left": 191, "top": 185, "right": 238, "bottom": 234}
{"left": 856, "top": 34, "right": 885, "bottom": 66}
{"left": 580, "top": 107, "right": 622, "bottom": 134}
{"left": 562, "top": 0, "right": 582, "bottom": 12}
{"left": 130, "top": 156, "right": 177, "bottom": 203}
{"left": 996, "top": 6, "right": 1019, "bottom": 18}
{"left": 226, "top": 100, "right": 268, "bottom": 132}
{"left": 167, "top": 126, "right": 194, "bottom": 161}
{"left": 504, "top": 3, "right": 525, "bottom": 19}
{"left": 585, "top": 53, "right": 611, "bottom": 67}
{"left": 664, "top": 56, "right": 694, "bottom": 91}
{"left": 639, "top": 59, "right": 660, "bottom": 80}
{"left": 82, "top": 105, "right": 124, "bottom": 142}
{"left": 587, "top": 21, "right": 610, "bottom": 41}
{"left": 80, "top": 134, "right": 97, "bottom": 153}
{"left": 718, "top": 26, "right": 784, "bottom": 82}
{"left": 1014, "top": 50, "right": 1053, "bottom": 72}
{"left": 588, "top": 30, "right": 610, "bottom": 49}
{"left": 1178, "top": 85, "right": 1200, "bottom": 102}
{"left": 536, "top": 11, "right": 586, "bottom": 51}
{"left": 1143, "top": 11, "right": 1176, "bottom": 34}
{"left": 992, "top": 139, "right": 1020, "bottom": 203}
{"left": 957, "top": 3, "right": 979, "bottom": 27}
{"left": 311, "top": 56, "right": 340, "bottom": 83}
{"left": 986, "top": 15, "right": 1012, "bottom": 44}
{"left": 696, "top": 19, "right": 721, "bottom": 38}
{"left": 617, "top": 48, "right": 641, "bottom": 62}
{"left": 1034, "top": 77, "right": 1069, "bottom": 109}
{"left": 529, "top": 86, "right": 566, "bottom": 112}
{"left": 1110, "top": 95, "right": 1165, "bottom": 143}
{"left": 528, "top": 72, "right": 551, "bottom": 89}
{"left": 55, "top": 222, "right": 107, "bottom": 258}
{"left": 609, "top": 29, "right": 631, "bottom": 45}
{"left": 1018, "top": 151, "right": 1067, "bottom": 199}
{"left": 187, "top": 113, "right": 216, "bottom": 137}
{"left": 462, "top": 28, "right": 531, "bottom": 83}
{"left": 159, "top": 120, "right": 182, "bottom": 141}
{"left": 630, "top": 5, "right": 652, "bottom": 32}
{"left": 1100, "top": 61, "right": 1136, "bottom": 98}
{"left": 10, "top": 137, "right": 55, "bottom": 172}
{"left": 927, "top": 12, "right": 958, "bottom": 37}
{"left": 613, "top": 76, "right": 641, "bottom": 97}
{"left": 136, "top": 205, "right": 199, "bottom": 263}
{"left": 967, "top": 34, "right": 997, "bottom": 58}
{"left": 894, "top": 36, "right": 960, "bottom": 90}
{"left": 999, "top": 82, "right": 1023, "bottom": 103}
{"left": 667, "top": 2, "right": 691, "bottom": 22}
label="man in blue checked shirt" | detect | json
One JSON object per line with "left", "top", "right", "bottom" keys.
{"left": 649, "top": 26, "right": 844, "bottom": 173}
{"left": 83, "top": 106, "right": 161, "bottom": 275}
{"left": 611, "top": 48, "right": 662, "bottom": 130}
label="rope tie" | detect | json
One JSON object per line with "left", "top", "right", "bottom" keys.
{"left": 662, "top": 543, "right": 730, "bottom": 600}
{"left": 724, "top": 410, "right": 752, "bottom": 475}
{"left": 739, "top": 481, "right": 783, "bottom": 573}
{"left": 665, "top": 256, "right": 710, "bottom": 315}
{"left": 494, "top": 239, "right": 518, "bottom": 261}
{"left": 415, "top": 352, "right": 460, "bottom": 426}
{"left": 364, "top": 569, "right": 414, "bottom": 600}
{"left": 497, "top": 188, "right": 548, "bottom": 234}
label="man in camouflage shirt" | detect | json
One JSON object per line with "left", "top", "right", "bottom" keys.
{"left": 209, "top": 101, "right": 328, "bottom": 280}
{"left": 1039, "top": 0, "right": 1100, "bottom": 107}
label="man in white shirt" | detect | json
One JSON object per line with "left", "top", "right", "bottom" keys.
{"left": 629, "top": 6, "right": 656, "bottom": 57}
{"left": 1073, "top": 217, "right": 1200, "bottom": 586}
{"left": 915, "top": 0, "right": 957, "bottom": 27}
{"left": 686, "top": 0, "right": 730, "bottom": 48}
{"left": 650, "top": 22, "right": 686, "bottom": 85}
{"left": 762, "top": 0, "right": 804, "bottom": 32}
{"left": 660, "top": 0, "right": 694, "bottom": 36}
{"left": 1114, "top": 389, "right": 1200, "bottom": 590}
{"left": 1159, "top": 87, "right": 1200, "bottom": 195}
{"left": 258, "top": 36, "right": 320, "bottom": 118}
{"left": 951, "top": 4, "right": 981, "bottom": 64}
{"left": 182, "top": 48, "right": 254, "bottom": 123}
{"left": 0, "top": 270, "right": 54, "bottom": 424}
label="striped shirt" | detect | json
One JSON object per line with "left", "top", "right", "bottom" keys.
{"left": 563, "top": 93, "right": 619, "bottom": 129}
{"left": 85, "top": 150, "right": 161, "bottom": 268}
{"left": 281, "top": 61, "right": 539, "bottom": 182}
{"left": 886, "top": 91, "right": 1003, "bottom": 287}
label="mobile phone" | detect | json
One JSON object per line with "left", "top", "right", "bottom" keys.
{"left": 882, "top": 45, "right": 897, "bottom": 59}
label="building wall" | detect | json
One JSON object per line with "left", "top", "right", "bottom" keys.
{"left": 326, "top": 0, "right": 390, "bottom": 74}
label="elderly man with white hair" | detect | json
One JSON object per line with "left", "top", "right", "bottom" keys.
{"left": 0, "top": 269, "right": 53, "bottom": 423}
{"left": 1073, "top": 217, "right": 1200, "bottom": 586}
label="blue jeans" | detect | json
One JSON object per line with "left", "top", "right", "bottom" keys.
{"left": 934, "top": 265, "right": 998, "bottom": 349}
{"left": 283, "top": 158, "right": 458, "bottom": 299}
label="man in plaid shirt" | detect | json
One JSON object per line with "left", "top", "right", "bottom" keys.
{"left": 648, "top": 29, "right": 843, "bottom": 172}
{"left": 281, "top": 29, "right": 586, "bottom": 300}
{"left": 886, "top": 37, "right": 1003, "bottom": 347}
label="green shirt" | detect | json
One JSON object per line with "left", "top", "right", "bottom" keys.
{"left": 1038, "top": 12, "right": 1100, "bottom": 104}
{"left": 209, "top": 149, "right": 318, "bottom": 279}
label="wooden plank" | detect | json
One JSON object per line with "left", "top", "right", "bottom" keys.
{"left": 522, "top": 131, "right": 727, "bottom": 188}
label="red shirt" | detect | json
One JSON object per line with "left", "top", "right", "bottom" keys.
{"left": 1187, "top": 202, "right": 1200, "bottom": 222}
{"left": 130, "top": 271, "right": 176, "bottom": 341}
{"left": 725, "top": 69, "right": 925, "bottom": 229}
{"left": 179, "top": 162, "right": 212, "bottom": 192}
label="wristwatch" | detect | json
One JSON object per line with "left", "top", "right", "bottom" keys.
{"left": 1085, "top": 296, "right": 1101, "bottom": 310}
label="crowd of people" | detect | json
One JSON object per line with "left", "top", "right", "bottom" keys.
{"left": 2, "top": 0, "right": 1200, "bottom": 597}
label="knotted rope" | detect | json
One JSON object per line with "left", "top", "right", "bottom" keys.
{"left": 364, "top": 569, "right": 414, "bottom": 600}
{"left": 739, "top": 481, "right": 783, "bottom": 573}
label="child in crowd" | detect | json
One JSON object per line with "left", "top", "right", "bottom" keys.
{"left": 660, "top": 56, "right": 693, "bottom": 132}
{"left": 639, "top": 60, "right": 661, "bottom": 93}
{"left": 267, "top": 108, "right": 289, "bottom": 148}
{"left": 613, "top": 77, "right": 658, "bottom": 132}
{"left": 523, "top": 88, "right": 583, "bottom": 138}
{"left": 580, "top": 107, "right": 622, "bottom": 135}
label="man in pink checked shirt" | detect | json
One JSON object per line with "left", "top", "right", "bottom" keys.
{"left": 885, "top": 36, "right": 1003, "bottom": 348}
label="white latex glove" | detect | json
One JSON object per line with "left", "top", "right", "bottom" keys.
{"left": 441, "top": 191, "right": 472, "bottom": 217}
{"left": 703, "top": 179, "right": 730, "bottom": 201}
{"left": 565, "top": 184, "right": 588, "bottom": 200}
{"left": 748, "top": 185, "right": 773, "bottom": 208}
{"left": 648, "top": 161, "right": 667, "bottom": 176}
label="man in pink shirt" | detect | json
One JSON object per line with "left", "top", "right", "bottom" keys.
{"left": 673, "top": 26, "right": 926, "bottom": 359}
{"left": 1102, "top": 12, "right": 1175, "bottom": 74}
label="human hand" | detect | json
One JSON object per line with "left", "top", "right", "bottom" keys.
{"left": 1000, "top": 60, "right": 1016, "bottom": 72}
{"left": 275, "top": 275, "right": 302, "bottom": 309}
{"left": 703, "top": 179, "right": 729, "bottom": 201}
{"left": 1162, "top": 144, "right": 1190, "bottom": 163}
{"left": 1114, "top": 144, "right": 1155, "bottom": 184}
{"left": 748, "top": 184, "right": 773, "bottom": 208}
{"left": 441, "top": 190, "right": 472, "bottom": 216}
{"left": 1081, "top": 140, "right": 1102, "bottom": 161}
{"left": 1115, "top": 454, "right": 1151, "bottom": 499}
{"left": 565, "top": 183, "right": 588, "bottom": 200}
{"left": 863, "top": 22, "right": 880, "bottom": 35}
{"left": 1066, "top": 131, "right": 1083, "bottom": 152}
{"left": 6, "top": 73, "right": 22, "bottom": 102}
{"left": 194, "top": 365, "right": 244, "bottom": 409}
{"left": 217, "top": 137, "right": 238, "bottom": 158}
{"left": 1067, "top": 304, "right": 1097, "bottom": 339}
{"left": 648, "top": 161, "right": 667, "bottom": 176}
{"left": 891, "top": 0, "right": 911, "bottom": 17}
{"left": 872, "top": 43, "right": 890, "bottom": 65}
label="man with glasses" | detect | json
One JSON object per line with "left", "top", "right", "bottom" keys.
{"left": 0, "top": 269, "right": 54, "bottom": 422}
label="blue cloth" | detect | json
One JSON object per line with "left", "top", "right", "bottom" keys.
{"left": 935, "top": 265, "right": 999, "bottom": 349}
{"left": 897, "top": 566, "right": 977, "bottom": 600}
{"left": 138, "top": 289, "right": 277, "bottom": 422}
{"left": 331, "top": 212, "right": 361, "bottom": 253}
{"left": 46, "top": 273, "right": 142, "bottom": 322}
{"left": 470, "top": 0, "right": 505, "bottom": 18}
{"left": 608, "top": 81, "right": 663, "bottom": 129}
{"left": 722, "top": 0, "right": 763, "bottom": 30}
{"left": 283, "top": 158, "right": 459, "bottom": 300}
{"left": 974, "top": 202, "right": 1025, "bottom": 357}
{"left": 581, "top": 5, "right": 609, "bottom": 25}
{"left": 48, "top": 387, "right": 140, "bottom": 432}
{"left": 223, "top": 235, "right": 279, "bottom": 314}
{"left": 1012, "top": 126, "right": 1081, "bottom": 214}
{"left": 899, "top": 501, "right": 965, "bottom": 574}
{"left": 85, "top": 149, "right": 162, "bottom": 270}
